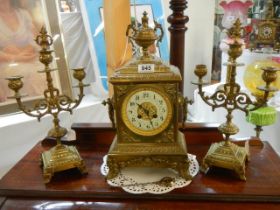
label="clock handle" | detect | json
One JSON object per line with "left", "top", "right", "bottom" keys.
{"left": 154, "top": 20, "right": 164, "bottom": 47}
{"left": 178, "top": 93, "right": 193, "bottom": 128}
{"left": 102, "top": 97, "right": 116, "bottom": 129}
{"left": 126, "top": 24, "right": 137, "bottom": 50}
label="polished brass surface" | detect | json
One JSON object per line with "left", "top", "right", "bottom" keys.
{"left": 110, "top": 58, "right": 182, "bottom": 83}
{"left": 200, "top": 141, "right": 248, "bottom": 181}
{"left": 107, "top": 132, "right": 191, "bottom": 180}
{"left": 104, "top": 12, "right": 191, "bottom": 181}
{"left": 192, "top": 19, "right": 279, "bottom": 180}
{"left": 6, "top": 27, "right": 88, "bottom": 183}
{"left": 102, "top": 98, "right": 115, "bottom": 128}
{"left": 41, "top": 145, "right": 87, "bottom": 183}
{"left": 126, "top": 11, "right": 163, "bottom": 58}
{"left": 178, "top": 93, "right": 193, "bottom": 128}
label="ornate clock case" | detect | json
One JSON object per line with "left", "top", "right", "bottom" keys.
{"left": 105, "top": 12, "right": 191, "bottom": 181}
{"left": 255, "top": 20, "right": 277, "bottom": 48}
{"left": 249, "top": 0, "right": 280, "bottom": 51}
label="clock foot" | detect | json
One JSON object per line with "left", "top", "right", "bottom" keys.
{"left": 106, "top": 156, "right": 120, "bottom": 180}
{"left": 178, "top": 167, "right": 192, "bottom": 180}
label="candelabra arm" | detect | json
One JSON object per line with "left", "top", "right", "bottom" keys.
{"left": 65, "top": 68, "right": 89, "bottom": 112}
{"left": 248, "top": 96, "right": 269, "bottom": 112}
{"left": 14, "top": 97, "right": 47, "bottom": 121}
{"left": 56, "top": 95, "right": 74, "bottom": 114}
{"left": 6, "top": 76, "right": 49, "bottom": 121}
{"left": 245, "top": 66, "right": 279, "bottom": 113}
{"left": 71, "top": 83, "right": 85, "bottom": 109}
{"left": 197, "top": 85, "right": 228, "bottom": 111}
{"left": 197, "top": 85, "right": 216, "bottom": 108}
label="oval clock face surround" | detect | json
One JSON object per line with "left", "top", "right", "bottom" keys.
{"left": 121, "top": 87, "right": 173, "bottom": 136}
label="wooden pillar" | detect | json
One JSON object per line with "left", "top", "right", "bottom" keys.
{"left": 168, "top": 0, "right": 189, "bottom": 93}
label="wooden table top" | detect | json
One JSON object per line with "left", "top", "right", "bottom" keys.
{"left": 0, "top": 123, "right": 279, "bottom": 209}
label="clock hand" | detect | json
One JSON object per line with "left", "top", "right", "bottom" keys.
{"left": 136, "top": 103, "right": 149, "bottom": 116}
{"left": 136, "top": 103, "right": 154, "bottom": 128}
{"left": 148, "top": 117, "right": 154, "bottom": 129}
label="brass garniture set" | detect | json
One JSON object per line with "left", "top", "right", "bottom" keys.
{"left": 6, "top": 27, "right": 88, "bottom": 183}
{"left": 6, "top": 12, "right": 279, "bottom": 186}
{"left": 192, "top": 19, "right": 279, "bottom": 180}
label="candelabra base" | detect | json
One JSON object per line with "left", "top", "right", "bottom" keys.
{"left": 41, "top": 144, "right": 87, "bottom": 183}
{"left": 200, "top": 141, "right": 249, "bottom": 181}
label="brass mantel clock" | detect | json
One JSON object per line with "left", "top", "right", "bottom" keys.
{"left": 104, "top": 12, "right": 191, "bottom": 181}
{"left": 250, "top": 0, "right": 279, "bottom": 51}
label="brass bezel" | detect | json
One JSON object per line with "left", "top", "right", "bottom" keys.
{"left": 121, "top": 86, "right": 173, "bottom": 137}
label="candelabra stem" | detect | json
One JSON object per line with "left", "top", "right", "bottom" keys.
{"left": 46, "top": 71, "right": 55, "bottom": 97}
{"left": 225, "top": 110, "right": 233, "bottom": 136}
{"left": 229, "top": 66, "right": 236, "bottom": 86}
{"left": 57, "top": 138, "right": 62, "bottom": 146}
{"left": 225, "top": 135, "right": 230, "bottom": 143}
{"left": 226, "top": 111, "right": 233, "bottom": 123}
{"left": 226, "top": 58, "right": 234, "bottom": 84}
{"left": 54, "top": 116, "right": 61, "bottom": 144}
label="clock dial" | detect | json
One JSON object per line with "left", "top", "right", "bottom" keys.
{"left": 261, "top": 26, "right": 272, "bottom": 39}
{"left": 121, "top": 87, "right": 173, "bottom": 136}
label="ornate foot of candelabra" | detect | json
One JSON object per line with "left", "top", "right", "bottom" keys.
{"left": 192, "top": 19, "right": 279, "bottom": 180}
{"left": 6, "top": 27, "right": 89, "bottom": 183}
{"left": 200, "top": 140, "right": 248, "bottom": 181}
{"left": 41, "top": 143, "right": 87, "bottom": 183}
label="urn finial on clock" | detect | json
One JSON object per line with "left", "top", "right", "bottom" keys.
{"left": 126, "top": 11, "right": 163, "bottom": 58}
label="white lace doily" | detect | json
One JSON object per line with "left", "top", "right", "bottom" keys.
{"left": 100, "top": 154, "right": 199, "bottom": 194}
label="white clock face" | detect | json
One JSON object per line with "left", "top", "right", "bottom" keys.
{"left": 262, "top": 26, "right": 272, "bottom": 39}
{"left": 121, "top": 88, "right": 173, "bottom": 136}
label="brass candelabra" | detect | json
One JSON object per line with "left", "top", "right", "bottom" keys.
{"left": 6, "top": 27, "right": 88, "bottom": 183}
{"left": 192, "top": 19, "right": 279, "bottom": 180}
